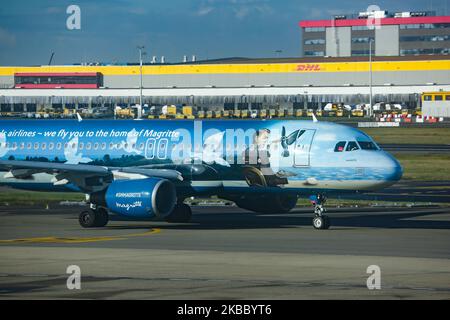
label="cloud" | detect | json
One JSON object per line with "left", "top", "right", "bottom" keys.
{"left": 0, "top": 28, "right": 16, "bottom": 47}
{"left": 195, "top": 0, "right": 273, "bottom": 19}
{"left": 46, "top": 6, "right": 63, "bottom": 14}
{"left": 233, "top": 2, "right": 273, "bottom": 19}
{"left": 196, "top": 6, "right": 214, "bottom": 16}
{"left": 233, "top": 6, "right": 251, "bottom": 19}
{"left": 308, "top": 7, "right": 348, "bottom": 19}
{"left": 127, "top": 7, "right": 148, "bottom": 15}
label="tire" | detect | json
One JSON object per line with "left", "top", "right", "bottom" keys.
{"left": 94, "top": 208, "right": 109, "bottom": 227}
{"left": 323, "top": 216, "right": 330, "bottom": 229}
{"left": 165, "top": 204, "right": 192, "bottom": 223}
{"left": 79, "top": 208, "right": 109, "bottom": 228}
{"left": 312, "top": 215, "right": 330, "bottom": 230}
{"left": 79, "top": 210, "right": 97, "bottom": 228}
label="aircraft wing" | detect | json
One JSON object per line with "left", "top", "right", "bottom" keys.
{"left": 0, "top": 160, "right": 183, "bottom": 193}
{"left": 0, "top": 160, "right": 110, "bottom": 175}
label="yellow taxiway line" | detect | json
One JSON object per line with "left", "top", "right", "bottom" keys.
{"left": 0, "top": 228, "right": 161, "bottom": 244}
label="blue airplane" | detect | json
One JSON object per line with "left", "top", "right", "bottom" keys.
{"left": 0, "top": 119, "right": 402, "bottom": 229}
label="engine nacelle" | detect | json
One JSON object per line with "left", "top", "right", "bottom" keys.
{"left": 233, "top": 194, "right": 298, "bottom": 214}
{"left": 100, "top": 178, "right": 177, "bottom": 218}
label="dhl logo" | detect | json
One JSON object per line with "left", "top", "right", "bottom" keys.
{"left": 296, "top": 64, "right": 322, "bottom": 72}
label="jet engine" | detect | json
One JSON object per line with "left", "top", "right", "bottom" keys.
{"left": 90, "top": 178, "right": 177, "bottom": 218}
{"left": 232, "top": 194, "right": 298, "bottom": 214}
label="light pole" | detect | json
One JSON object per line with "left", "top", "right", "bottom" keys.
{"left": 369, "top": 39, "right": 372, "bottom": 117}
{"left": 303, "top": 91, "right": 308, "bottom": 111}
{"left": 137, "top": 46, "right": 146, "bottom": 108}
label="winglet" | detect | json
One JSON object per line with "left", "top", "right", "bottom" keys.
{"left": 3, "top": 171, "right": 14, "bottom": 179}
{"left": 76, "top": 113, "right": 83, "bottom": 122}
{"left": 312, "top": 112, "right": 318, "bottom": 122}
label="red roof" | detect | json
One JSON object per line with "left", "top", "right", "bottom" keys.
{"left": 299, "top": 15, "right": 450, "bottom": 28}
{"left": 14, "top": 72, "right": 100, "bottom": 77}
{"left": 14, "top": 84, "right": 98, "bottom": 89}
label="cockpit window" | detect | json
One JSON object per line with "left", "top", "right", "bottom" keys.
{"left": 334, "top": 141, "right": 346, "bottom": 152}
{"left": 357, "top": 141, "right": 378, "bottom": 150}
{"left": 346, "top": 141, "right": 359, "bottom": 152}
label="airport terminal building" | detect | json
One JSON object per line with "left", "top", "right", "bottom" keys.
{"left": 0, "top": 9, "right": 449, "bottom": 114}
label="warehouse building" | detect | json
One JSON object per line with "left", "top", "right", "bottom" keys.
{"left": 0, "top": 55, "right": 449, "bottom": 113}
{"left": 1, "top": 55, "right": 450, "bottom": 111}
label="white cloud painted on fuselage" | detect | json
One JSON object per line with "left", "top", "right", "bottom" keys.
{"left": 0, "top": 132, "right": 16, "bottom": 157}
{"left": 111, "top": 128, "right": 143, "bottom": 155}
{"left": 64, "top": 136, "right": 93, "bottom": 164}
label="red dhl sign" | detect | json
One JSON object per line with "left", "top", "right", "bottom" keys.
{"left": 296, "top": 64, "right": 322, "bottom": 72}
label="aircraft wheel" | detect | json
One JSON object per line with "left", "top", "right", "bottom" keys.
{"left": 165, "top": 204, "right": 192, "bottom": 223}
{"left": 94, "top": 208, "right": 109, "bottom": 227}
{"left": 312, "top": 215, "right": 330, "bottom": 230}
{"left": 79, "top": 210, "right": 97, "bottom": 228}
{"left": 79, "top": 208, "right": 109, "bottom": 228}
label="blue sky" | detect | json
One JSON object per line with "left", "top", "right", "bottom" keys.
{"left": 0, "top": 0, "right": 448, "bottom": 65}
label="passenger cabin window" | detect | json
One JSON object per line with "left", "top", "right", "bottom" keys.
{"left": 346, "top": 141, "right": 359, "bottom": 151}
{"left": 334, "top": 141, "right": 346, "bottom": 152}
{"left": 424, "top": 95, "right": 432, "bottom": 101}
{"left": 357, "top": 141, "right": 378, "bottom": 150}
{"left": 435, "top": 95, "right": 443, "bottom": 101}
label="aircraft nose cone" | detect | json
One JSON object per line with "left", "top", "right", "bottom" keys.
{"left": 384, "top": 152, "right": 403, "bottom": 182}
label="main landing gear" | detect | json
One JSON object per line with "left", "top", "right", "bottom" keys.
{"left": 310, "top": 194, "right": 330, "bottom": 230}
{"left": 79, "top": 207, "right": 109, "bottom": 228}
{"left": 78, "top": 203, "right": 193, "bottom": 228}
{"left": 165, "top": 203, "right": 192, "bottom": 223}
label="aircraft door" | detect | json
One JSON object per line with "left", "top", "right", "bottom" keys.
{"left": 294, "top": 129, "right": 316, "bottom": 166}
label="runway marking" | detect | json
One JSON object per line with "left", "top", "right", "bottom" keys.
{"left": 0, "top": 228, "right": 161, "bottom": 244}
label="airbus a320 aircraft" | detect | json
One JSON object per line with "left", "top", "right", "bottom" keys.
{"left": 0, "top": 119, "right": 402, "bottom": 230}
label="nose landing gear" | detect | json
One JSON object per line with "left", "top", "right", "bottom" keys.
{"left": 310, "top": 194, "right": 330, "bottom": 230}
